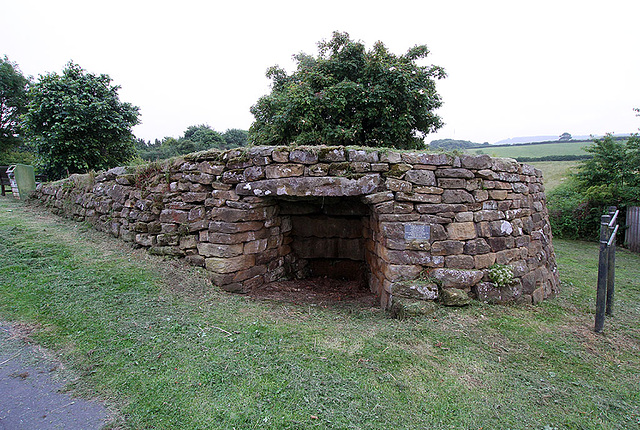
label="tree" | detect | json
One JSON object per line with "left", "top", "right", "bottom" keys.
{"left": 136, "top": 125, "right": 248, "bottom": 161}
{"left": 23, "top": 62, "right": 140, "bottom": 179}
{"left": 0, "top": 56, "right": 30, "bottom": 154}
{"left": 222, "top": 128, "right": 248, "bottom": 148}
{"left": 183, "top": 124, "right": 225, "bottom": 149}
{"left": 249, "top": 31, "right": 446, "bottom": 149}
{"left": 559, "top": 132, "right": 572, "bottom": 141}
{"left": 576, "top": 134, "right": 640, "bottom": 205}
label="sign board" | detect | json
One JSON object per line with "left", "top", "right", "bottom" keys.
{"left": 404, "top": 224, "right": 431, "bottom": 241}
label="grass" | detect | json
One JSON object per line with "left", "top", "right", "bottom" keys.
{"left": 1, "top": 196, "right": 639, "bottom": 429}
{"left": 468, "top": 141, "right": 591, "bottom": 158}
{"left": 528, "top": 160, "right": 580, "bottom": 192}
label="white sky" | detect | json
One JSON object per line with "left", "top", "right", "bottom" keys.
{"left": 2, "top": 0, "right": 639, "bottom": 144}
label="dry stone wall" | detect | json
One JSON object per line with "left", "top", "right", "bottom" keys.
{"left": 31, "top": 146, "right": 559, "bottom": 308}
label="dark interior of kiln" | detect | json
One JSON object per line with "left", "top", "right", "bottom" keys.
{"left": 273, "top": 196, "right": 376, "bottom": 301}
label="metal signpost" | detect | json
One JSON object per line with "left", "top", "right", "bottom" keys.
{"left": 594, "top": 207, "right": 619, "bottom": 333}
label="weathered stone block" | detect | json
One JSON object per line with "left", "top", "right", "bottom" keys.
{"left": 438, "top": 178, "right": 467, "bottom": 189}
{"left": 464, "top": 238, "right": 491, "bottom": 255}
{"left": 244, "top": 239, "right": 269, "bottom": 254}
{"left": 265, "top": 164, "right": 304, "bottom": 179}
{"left": 395, "top": 192, "right": 441, "bottom": 204}
{"left": 205, "top": 254, "right": 256, "bottom": 274}
{"left": 532, "top": 286, "right": 545, "bottom": 304}
{"left": 382, "top": 264, "right": 423, "bottom": 282}
{"left": 389, "top": 297, "right": 438, "bottom": 318}
{"left": 435, "top": 168, "right": 474, "bottom": 179}
{"left": 317, "top": 147, "right": 346, "bottom": 162}
{"left": 431, "top": 240, "right": 464, "bottom": 255}
{"left": 489, "top": 220, "right": 513, "bottom": 236}
{"left": 440, "top": 288, "right": 471, "bottom": 306}
{"left": 209, "top": 220, "right": 264, "bottom": 234}
{"left": 306, "top": 164, "right": 329, "bottom": 176}
{"left": 197, "top": 242, "right": 244, "bottom": 258}
{"left": 445, "top": 254, "right": 475, "bottom": 269}
{"left": 391, "top": 281, "right": 439, "bottom": 301}
{"left": 460, "top": 154, "right": 492, "bottom": 170}
{"left": 271, "top": 149, "right": 289, "bottom": 162}
{"left": 243, "top": 166, "right": 265, "bottom": 182}
{"left": 401, "top": 152, "right": 452, "bottom": 165}
{"left": 159, "top": 209, "right": 188, "bottom": 224}
{"left": 385, "top": 178, "right": 413, "bottom": 193}
{"left": 348, "top": 149, "right": 379, "bottom": 162}
{"left": 431, "top": 268, "right": 483, "bottom": 288}
{"left": 446, "top": 222, "right": 477, "bottom": 240}
{"left": 489, "top": 190, "right": 508, "bottom": 200}
{"left": 442, "top": 189, "right": 474, "bottom": 204}
{"left": 405, "top": 169, "right": 436, "bottom": 186}
{"left": 474, "top": 252, "right": 496, "bottom": 269}
{"left": 290, "top": 149, "right": 319, "bottom": 164}
{"left": 362, "top": 191, "right": 395, "bottom": 204}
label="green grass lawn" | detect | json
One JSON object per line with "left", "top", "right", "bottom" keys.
{"left": 1, "top": 197, "right": 639, "bottom": 429}
{"left": 468, "top": 141, "right": 591, "bottom": 158}
{"left": 528, "top": 160, "right": 580, "bottom": 192}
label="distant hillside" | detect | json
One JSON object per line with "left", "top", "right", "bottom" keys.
{"left": 494, "top": 133, "right": 632, "bottom": 145}
{"left": 467, "top": 140, "right": 593, "bottom": 161}
{"left": 494, "top": 135, "right": 591, "bottom": 145}
{"left": 429, "top": 139, "right": 487, "bottom": 150}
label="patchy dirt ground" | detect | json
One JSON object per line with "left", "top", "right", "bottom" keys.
{"left": 249, "top": 277, "right": 379, "bottom": 307}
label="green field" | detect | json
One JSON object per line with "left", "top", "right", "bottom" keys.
{"left": 468, "top": 141, "right": 592, "bottom": 158}
{"left": 529, "top": 160, "right": 580, "bottom": 192}
{"left": 1, "top": 197, "right": 639, "bottom": 429}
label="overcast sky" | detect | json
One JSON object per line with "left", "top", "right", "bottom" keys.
{"left": 3, "top": 0, "right": 639, "bottom": 144}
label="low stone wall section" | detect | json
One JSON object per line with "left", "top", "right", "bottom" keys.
{"left": 30, "top": 146, "right": 559, "bottom": 308}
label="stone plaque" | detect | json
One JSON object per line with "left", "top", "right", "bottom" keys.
{"left": 404, "top": 224, "right": 431, "bottom": 241}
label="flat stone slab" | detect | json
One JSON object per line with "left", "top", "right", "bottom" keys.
{"left": 236, "top": 175, "right": 383, "bottom": 197}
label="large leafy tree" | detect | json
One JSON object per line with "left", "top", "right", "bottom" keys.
{"left": 249, "top": 31, "right": 446, "bottom": 149}
{"left": 0, "top": 56, "right": 30, "bottom": 154}
{"left": 23, "top": 62, "right": 140, "bottom": 179}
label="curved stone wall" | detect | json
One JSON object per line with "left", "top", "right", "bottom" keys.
{"left": 31, "top": 146, "right": 559, "bottom": 308}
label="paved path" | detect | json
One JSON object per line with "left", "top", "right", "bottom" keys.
{"left": 0, "top": 324, "right": 109, "bottom": 430}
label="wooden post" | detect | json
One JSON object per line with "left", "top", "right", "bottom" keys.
{"left": 606, "top": 207, "right": 616, "bottom": 316}
{"left": 594, "top": 214, "right": 610, "bottom": 333}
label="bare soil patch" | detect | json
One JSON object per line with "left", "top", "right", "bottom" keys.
{"left": 249, "top": 277, "right": 378, "bottom": 307}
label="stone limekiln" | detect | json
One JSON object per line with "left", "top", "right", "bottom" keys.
{"left": 31, "top": 146, "right": 559, "bottom": 308}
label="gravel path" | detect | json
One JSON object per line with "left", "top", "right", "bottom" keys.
{"left": 0, "top": 324, "right": 109, "bottom": 430}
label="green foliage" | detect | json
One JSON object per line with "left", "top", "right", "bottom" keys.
{"left": 0, "top": 56, "right": 31, "bottom": 157}
{"left": 0, "top": 148, "right": 34, "bottom": 165}
{"left": 430, "top": 139, "right": 487, "bottom": 150}
{"left": 516, "top": 154, "right": 590, "bottom": 162}
{"left": 222, "top": 128, "right": 248, "bottom": 148}
{"left": 23, "top": 62, "right": 140, "bottom": 180}
{"left": 547, "top": 134, "right": 640, "bottom": 240}
{"left": 137, "top": 125, "right": 248, "bottom": 161}
{"left": 249, "top": 31, "right": 446, "bottom": 149}
{"left": 576, "top": 134, "right": 640, "bottom": 204}
{"left": 558, "top": 132, "right": 572, "bottom": 141}
{"left": 488, "top": 264, "right": 514, "bottom": 288}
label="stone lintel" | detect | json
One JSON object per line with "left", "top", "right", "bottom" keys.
{"left": 236, "top": 175, "right": 383, "bottom": 197}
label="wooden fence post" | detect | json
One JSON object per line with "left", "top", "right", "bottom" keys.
{"left": 594, "top": 214, "right": 610, "bottom": 333}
